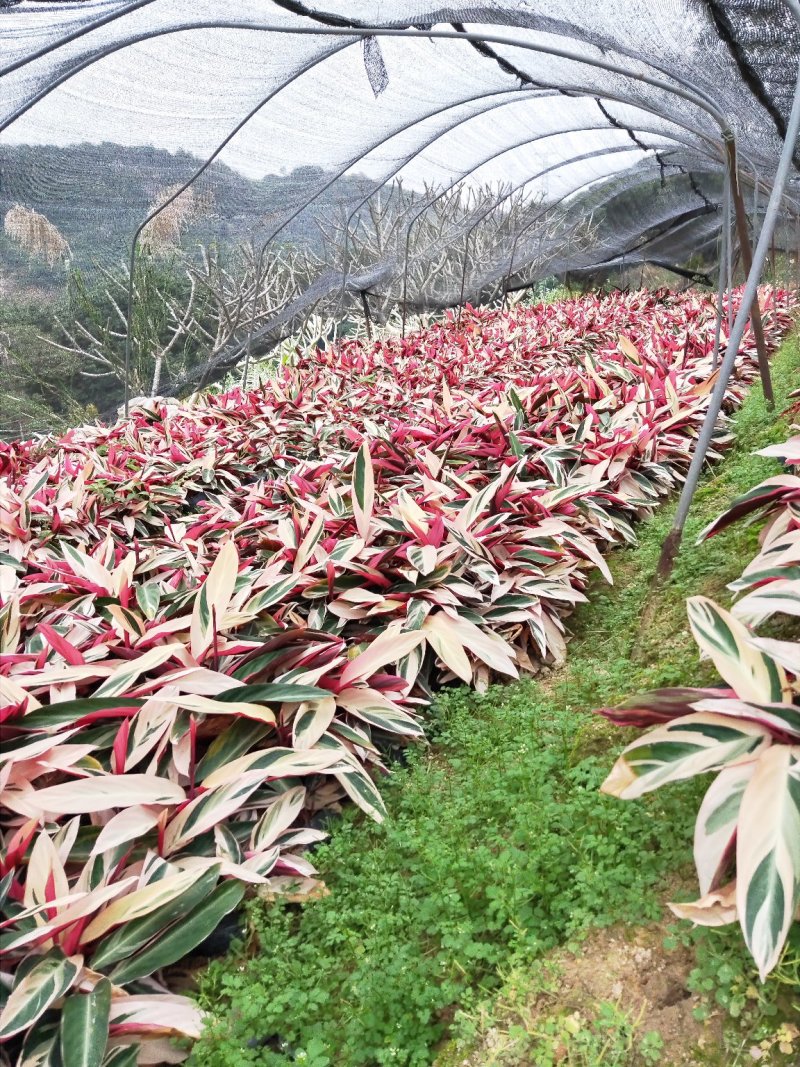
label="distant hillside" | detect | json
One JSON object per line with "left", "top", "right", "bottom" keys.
{"left": 1, "top": 142, "right": 373, "bottom": 289}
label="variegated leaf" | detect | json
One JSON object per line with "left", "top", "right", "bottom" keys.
{"left": 694, "top": 762, "right": 756, "bottom": 895}
{"left": 687, "top": 596, "right": 787, "bottom": 704}
{"left": 736, "top": 744, "right": 800, "bottom": 979}
{"left": 351, "top": 441, "right": 374, "bottom": 540}
{"left": 339, "top": 625, "right": 425, "bottom": 687}
{"left": 292, "top": 698, "right": 336, "bottom": 750}
{"left": 732, "top": 579, "right": 800, "bottom": 625}
{"left": 93, "top": 644, "right": 183, "bottom": 699}
{"left": 250, "top": 786, "right": 307, "bottom": 851}
{"left": 0, "top": 951, "right": 82, "bottom": 1040}
{"left": 600, "top": 712, "right": 771, "bottom": 801}
{"left": 31, "top": 774, "right": 185, "bottom": 815}
{"left": 242, "top": 574, "right": 299, "bottom": 615}
{"left": 81, "top": 866, "right": 206, "bottom": 942}
{"left": 162, "top": 769, "right": 267, "bottom": 854}
{"left": 334, "top": 764, "right": 386, "bottom": 823}
{"left": 190, "top": 540, "right": 239, "bottom": 660}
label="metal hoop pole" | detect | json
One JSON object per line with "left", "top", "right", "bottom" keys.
{"left": 454, "top": 133, "right": 692, "bottom": 311}
{"left": 0, "top": 0, "right": 160, "bottom": 78}
{"left": 401, "top": 134, "right": 681, "bottom": 335}
{"left": 121, "top": 40, "right": 351, "bottom": 415}
{"left": 6, "top": 21, "right": 732, "bottom": 407}
{"left": 503, "top": 153, "right": 717, "bottom": 295}
{"left": 344, "top": 101, "right": 717, "bottom": 312}
{"left": 726, "top": 139, "right": 773, "bottom": 407}
{"left": 1, "top": 23, "right": 732, "bottom": 138}
{"left": 336, "top": 88, "right": 558, "bottom": 307}
{"left": 711, "top": 169, "right": 730, "bottom": 371}
{"left": 4, "top": 19, "right": 743, "bottom": 413}
{"left": 724, "top": 166, "right": 734, "bottom": 331}
{"left": 657, "top": 46, "right": 800, "bottom": 574}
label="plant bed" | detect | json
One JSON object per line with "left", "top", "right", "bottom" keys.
{"left": 1, "top": 291, "right": 796, "bottom": 1064}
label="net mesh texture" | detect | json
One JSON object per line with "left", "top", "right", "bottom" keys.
{"left": 1, "top": 0, "right": 798, "bottom": 434}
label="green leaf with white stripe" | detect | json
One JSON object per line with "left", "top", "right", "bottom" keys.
{"left": 736, "top": 745, "right": 800, "bottom": 979}
{"left": 0, "top": 950, "right": 82, "bottom": 1040}
{"left": 215, "top": 682, "right": 329, "bottom": 705}
{"left": 694, "top": 762, "right": 756, "bottom": 895}
{"left": 600, "top": 712, "right": 771, "bottom": 801}
{"left": 456, "top": 465, "right": 515, "bottom": 531}
{"left": 81, "top": 867, "right": 204, "bottom": 944}
{"left": 109, "top": 880, "right": 245, "bottom": 985}
{"left": 407, "top": 544, "right": 437, "bottom": 576}
{"left": 729, "top": 565, "right": 800, "bottom": 596}
{"left": 59, "top": 978, "right": 111, "bottom": 1067}
{"left": 18, "top": 697, "right": 146, "bottom": 733}
{"left": 747, "top": 634, "right": 800, "bottom": 675}
{"left": 690, "top": 696, "right": 800, "bottom": 741}
{"left": 338, "top": 688, "right": 423, "bottom": 737}
{"left": 250, "top": 786, "right": 307, "bottom": 850}
{"left": 293, "top": 514, "right": 325, "bottom": 573}
{"left": 19, "top": 1022, "right": 59, "bottom": 1067}
{"left": 93, "top": 643, "right": 181, "bottom": 699}
{"left": 90, "top": 865, "right": 221, "bottom": 970}
{"left": 214, "top": 823, "right": 242, "bottom": 864}
{"left": 509, "top": 430, "right": 525, "bottom": 458}
{"left": 352, "top": 441, "right": 374, "bottom": 540}
{"left": 687, "top": 596, "right": 787, "bottom": 704}
{"left": 292, "top": 698, "right": 336, "bottom": 750}
{"left": 732, "top": 579, "right": 800, "bottom": 625}
{"left": 162, "top": 770, "right": 267, "bottom": 854}
{"left": 201, "top": 745, "right": 342, "bottom": 788}
{"left": 329, "top": 536, "right": 366, "bottom": 563}
{"left": 334, "top": 764, "right": 386, "bottom": 823}
{"left": 194, "top": 720, "right": 270, "bottom": 782}
{"left": 243, "top": 574, "right": 300, "bottom": 615}
{"left": 698, "top": 476, "right": 800, "bottom": 540}
{"left": 406, "top": 598, "right": 432, "bottom": 631}
{"left": 31, "top": 774, "right": 184, "bottom": 815}
{"left": 190, "top": 539, "right": 239, "bottom": 660}
{"left": 135, "top": 583, "right": 161, "bottom": 621}
{"left": 327, "top": 486, "right": 346, "bottom": 518}
{"left": 0, "top": 870, "right": 13, "bottom": 910}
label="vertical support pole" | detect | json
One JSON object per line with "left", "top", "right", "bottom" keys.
{"left": 726, "top": 138, "right": 774, "bottom": 409}
{"left": 360, "top": 290, "right": 373, "bottom": 341}
{"left": 241, "top": 244, "right": 260, "bottom": 393}
{"left": 457, "top": 227, "right": 473, "bottom": 316}
{"left": 724, "top": 176, "right": 733, "bottom": 332}
{"left": 656, "top": 64, "right": 800, "bottom": 577}
{"left": 241, "top": 338, "right": 252, "bottom": 393}
{"left": 711, "top": 176, "right": 729, "bottom": 371}
{"left": 124, "top": 238, "right": 140, "bottom": 418}
{"left": 401, "top": 206, "right": 418, "bottom": 340}
{"left": 243, "top": 242, "right": 267, "bottom": 391}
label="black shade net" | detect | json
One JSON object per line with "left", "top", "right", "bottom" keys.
{"left": 1, "top": 0, "right": 798, "bottom": 433}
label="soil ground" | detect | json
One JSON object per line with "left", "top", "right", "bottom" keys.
{"left": 449, "top": 919, "right": 726, "bottom": 1067}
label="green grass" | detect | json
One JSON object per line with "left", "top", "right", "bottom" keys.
{"left": 190, "top": 335, "right": 800, "bottom": 1067}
